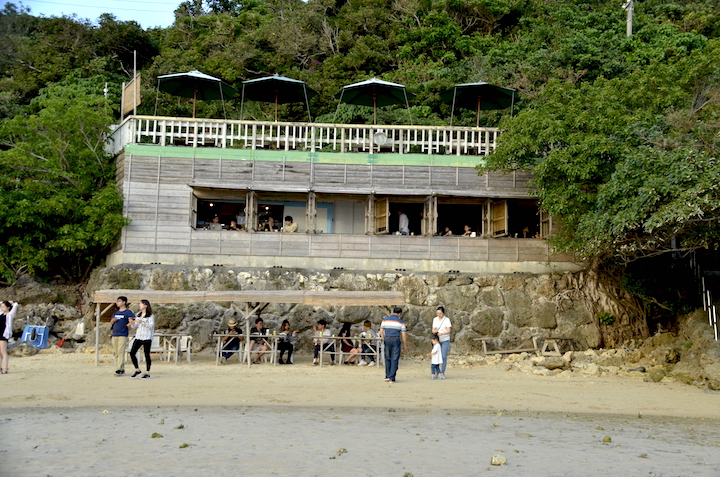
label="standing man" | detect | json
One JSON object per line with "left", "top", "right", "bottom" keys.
{"left": 397, "top": 210, "right": 409, "bottom": 235}
{"left": 110, "top": 296, "right": 134, "bottom": 376}
{"left": 380, "top": 307, "right": 408, "bottom": 382}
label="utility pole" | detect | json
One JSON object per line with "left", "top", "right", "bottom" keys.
{"left": 622, "top": 0, "right": 634, "bottom": 37}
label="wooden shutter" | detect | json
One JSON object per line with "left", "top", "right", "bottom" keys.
{"left": 490, "top": 200, "right": 508, "bottom": 237}
{"left": 422, "top": 196, "right": 437, "bottom": 236}
{"left": 374, "top": 197, "right": 389, "bottom": 234}
{"left": 540, "top": 209, "right": 552, "bottom": 238}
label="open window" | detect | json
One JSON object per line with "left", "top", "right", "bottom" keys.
{"left": 490, "top": 200, "right": 508, "bottom": 237}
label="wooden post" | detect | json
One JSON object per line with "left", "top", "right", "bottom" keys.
{"left": 95, "top": 303, "right": 101, "bottom": 366}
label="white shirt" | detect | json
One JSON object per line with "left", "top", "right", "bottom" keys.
{"left": 133, "top": 313, "right": 155, "bottom": 341}
{"left": 431, "top": 343, "right": 443, "bottom": 364}
{"left": 399, "top": 213, "right": 409, "bottom": 233}
{"left": 432, "top": 316, "right": 451, "bottom": 343}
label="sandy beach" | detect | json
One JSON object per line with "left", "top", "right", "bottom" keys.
{"left": 1, "top": 351, "right": 719, "bottom": 476}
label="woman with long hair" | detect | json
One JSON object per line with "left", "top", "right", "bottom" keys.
{"left": 339, "top": 322, "right": 362, "bottom": 365}
{"left": 0, "top": 300, "right": 18, "bottom": 374}
{"left": 277, "top": 319, "right": 298, "bottom": 364}
{"left": 129, "top": 300, "right": 155, "bottom": 379}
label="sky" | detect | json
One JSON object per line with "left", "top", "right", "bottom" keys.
{"left": 11, "top": 0, "right": 179, "bottom": 29}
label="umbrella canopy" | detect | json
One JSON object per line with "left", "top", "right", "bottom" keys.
{"left": 336, "top": 78, "right": 415, "bottom": 125}
{"left": 440, "top": 82, "right": 518, "bottom": 127}
{"left": 240, "top": 74, "right": 317, "bottom": 122}
{"left": 157, "top": 70, "right": 237, "bottom": 118}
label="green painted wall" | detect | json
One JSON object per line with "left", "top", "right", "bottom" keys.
{"left": 125, "top": 144, "right": 486, "bottom": 168}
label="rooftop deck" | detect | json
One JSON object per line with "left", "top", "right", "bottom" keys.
{"left": 108, "top": 116, "right": 500, "bottom": 157}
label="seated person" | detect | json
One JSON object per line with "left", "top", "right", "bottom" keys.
{"left": 338, "top": 322, "right": 362, "bottom": 365}
{"left": 461, "top": 225, "right": 472, "bottom": 236}
{"left": 277, "top": 319, "right": 299, "bottom": 364}
{"left": 236, "top": 211, "right": 246, "bottom": 229}
{"left": 358, "top": 320, "right": 379, "bottom": 366}
{"left": 220, "top": 318, "right": 242, "bottom": 363}
{"left": 249, "top": 317, "right": 269, "bottom": 364}
{"left": 440, "top": 227, "right": 453, "bottom": 236}
{"left": 282, "top": 215, "right": 298, "bottom": 233}
{"left": 312, "top": 319, "right": 334, "bottom": 366}
{"left": 207, "top": 216, "right": 223, "bottom": 231}
{"left": 228, "top": 220, "right": 242, "bottom": 231}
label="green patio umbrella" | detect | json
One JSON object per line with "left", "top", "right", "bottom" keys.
{"left": 157, "top": 70, "right": 237, "bottom": 118}
{"left": 440, "top": 82, "right": 518, "bottom": 127}
{"left": 335, "top": 78, "right": 415, "bottom": 125}
{"left": 240, "top": 74, "right": 317, "bottom": 122}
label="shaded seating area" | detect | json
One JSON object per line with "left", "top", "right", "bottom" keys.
{"left": 92, "top": 289, "right": 404, "bottom": 367}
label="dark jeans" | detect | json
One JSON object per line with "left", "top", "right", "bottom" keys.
{"left": 278, "top": 341, "right": 294, "bottom": 362}
{"left": 130, "top": 339, "right": 151, "bottom": 372}
{"left": 384, "top": 337, "right": 401, "bottom": 381}
{"left": 431, "top": 363, "right": 441, "bottom": 376}
{"left": 314, "top": 343, "right": 335, "bottom": 361}
{"left": 361, "top": 343, "right": 376, "bottom": 362}
{"left": 222, "top": 342, "right": 240, "bottom": 360}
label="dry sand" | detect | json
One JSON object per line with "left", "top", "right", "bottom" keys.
{"left": 1, "top": 351, "right": 719, "bottom": 476}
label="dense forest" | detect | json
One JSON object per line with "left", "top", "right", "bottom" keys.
{"left": 1, "top": 0, "right": 720, "bottom": 324}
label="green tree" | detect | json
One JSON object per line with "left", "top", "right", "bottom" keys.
{"left": 0, "top": 76, "right": 127, "bottom": 282}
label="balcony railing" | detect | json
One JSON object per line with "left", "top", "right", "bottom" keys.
{"left": 108, "top": 115, "right": 499, "bottom": 157}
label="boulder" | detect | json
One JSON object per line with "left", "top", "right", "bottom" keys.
{"left": 478, "top": 288, "right": 504, "bottom": 307}
{"left": 435, "top": 284, "right": 480, "bottom": 312}
{"left": 531, "top": 356, "right": 568, "bottom": 370}
{"left": 425, "top": 274, "right": 449, "bottom": 288}
{"left": 469, "top": 308, "right": 504, "bottom": 336}
{"left": 3, "top": 275, "right": 58, "bottom": 304}
{"left": 393, "top": 275, "right": 429, "bottom": 306}
{"left": 505, "top": 291, "right": 532, "bottom": 327}
{"left": 8, "top": 340, "right": 39, "bottom": 356}
{"left": 531, "top": 300, "right": 558, "bottom": 329}
{"left": 499, "top": 275, "right": 526, "bottom": 291}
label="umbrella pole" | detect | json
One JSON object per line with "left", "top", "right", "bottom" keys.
{"left": 373, "top": 95, "right": 377, "bottom": 125}
{"left": 275, "top": 91, "right": 279, "bottom": 122}
{"left": 304, "top": 85, "right": 312, "bottom": 122}
{"left": 476, "top": 95, "right": 482, "bottom": 128}
{"left": 450, "top": 89, "right": 457, "bottom": 127}
{"left": 193, "top": 88, "right": 197, "bottom": 118}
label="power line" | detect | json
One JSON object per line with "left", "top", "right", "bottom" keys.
{"left": 25, "top": 0, "right": 176, "bottom": 13}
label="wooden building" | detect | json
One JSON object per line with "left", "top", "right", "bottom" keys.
{"left": 107, "top": 116, "right": 579, "bottom": 273}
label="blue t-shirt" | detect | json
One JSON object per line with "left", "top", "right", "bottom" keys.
{"left": 381, "top": 314, "right": 406, "bottom": 338}
{"left": 111, "top": 309, "right": 135, "bottom": 337}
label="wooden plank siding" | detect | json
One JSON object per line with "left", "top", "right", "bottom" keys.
{"left": 115, "top": 150, "right": 577, "bottom": 265}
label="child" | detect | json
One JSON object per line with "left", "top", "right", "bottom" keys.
{"left": 358, "top": 320, "right": 379, "bottom": 366}
{"left": 427, "top": 334, "right": 443, "bottom": 380}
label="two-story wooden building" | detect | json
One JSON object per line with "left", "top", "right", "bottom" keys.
{"left": 106, "top": 115, "right": 580, "bottom": 273}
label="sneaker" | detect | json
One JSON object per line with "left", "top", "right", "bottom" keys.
{"left": 384, "top": 378, "right": 391, "bottom": 382}
{"left": 114, "top": 370, "right": 125, "bottom": 376}
{"left": 313, "top": 361, "right": 319, "bottom": 366}
{"left": 358, "top": 360, "right": 368, "bottom": 366}
{"left": 141, "top": 374, "right": 151, "bottom": 379}
{"left": 131, "top": 371, "right": 142, "bottom": 379}
{"left": 220, "top": 357, "right": 227, "bottom": 365}
{"left": 368, "top": 361, "right": 376, "bottom": 367}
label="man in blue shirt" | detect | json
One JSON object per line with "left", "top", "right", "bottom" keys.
{"left": 380, "top": 307, "right": 408, "bottom": 382}
{"left": 110, "top": 296, "right": 135, "bottom": 376}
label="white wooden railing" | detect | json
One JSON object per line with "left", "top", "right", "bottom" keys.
{"left": 108, "top": 115, "right": 500, "bottom": 157}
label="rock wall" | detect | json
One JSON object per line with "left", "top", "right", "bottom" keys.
{"left": 72, "top": 265, "right": 615, "bottom": 353}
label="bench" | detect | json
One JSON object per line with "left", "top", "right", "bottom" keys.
{"left": 473, "top": 336, "right": 539, "bottom": 355}
{"left": 538, "top": 337, "right": 575, "bottom": 356}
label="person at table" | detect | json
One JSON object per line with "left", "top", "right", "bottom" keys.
{"left": 277, "top": 319, "right": 298, "bottom": 364}
{"left": 338, "top": 322, "right": 362, "bottom": 365}
{"left": 228, "top": 220, "right": 242, "bottom": 231}
{"left": 461, "top": 225, "right": 472, "bottom": 236}
{"left": 207, "top": 216, "right": 222, "bottom": 231}
{"left": 312, "top": 319, "right": 334, "bottom": 366}
{"left": 440, "top": 226, "right": 453, "bottom": 237}
{"left": 396, "top": 210, "right": 409, "bottom": 235}
{"left": 380, "top": 307, "right": 408, "bottom": 383}
{"left": 129, "top": 299, "right": 155, "bottom": 379}
{"left": 249, "top": 317, "right": 270, "bottom": 364}
{"left": 220, "top": 318, "right": 243, "bottom": 364}
{"left": 358, "top": 320, "right": 378, "bottom": 366}
{"left": 282, "top": 215, "right": 298, "bottom": 233}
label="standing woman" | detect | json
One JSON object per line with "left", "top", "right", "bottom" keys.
{"left": 432, "top": 307, "right": 452, "bottom": 379}
{"left": 129, "top": 300, "right": 155, "bottom": 380}
{"left": 0, "top": 300, "right": 18, "bottom": 374}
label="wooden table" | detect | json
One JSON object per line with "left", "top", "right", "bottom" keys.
{"left": 213, "top": 333, "right": 246, "bottom": 365}
{"left": 155, "top": 333, "right": 193, "bottom": 364}
{"left": 246, "top": 333, "right": 280, "bottom": 366}
{"left": 539, "top": 337, "right": 575, "bottom": 356}
{"left": 318, "top": 336, "right": 382, "bottom": 368}
{"left": 473, "top": 336, "right": 539, "bottom": 355}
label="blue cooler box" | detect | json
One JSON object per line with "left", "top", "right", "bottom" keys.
{"left": 21, "top": 325, "right": 50, "bottom": 349}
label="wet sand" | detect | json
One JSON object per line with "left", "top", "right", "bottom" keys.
{"left": 1, "top": 351, "right": 719, "bottom": 476}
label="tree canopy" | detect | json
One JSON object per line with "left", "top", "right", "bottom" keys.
{"left": 2, "top": 0, "right": 720, "bottom": 288}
